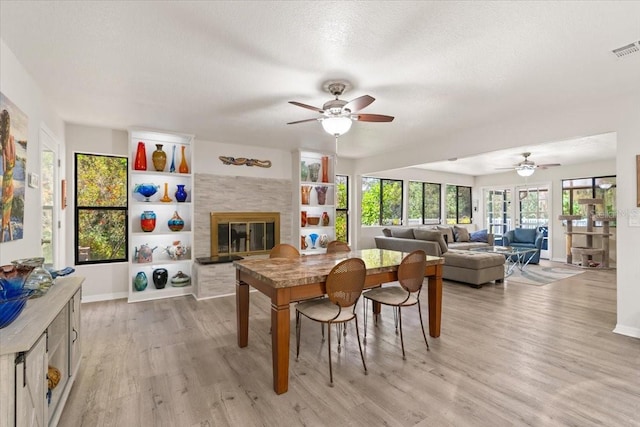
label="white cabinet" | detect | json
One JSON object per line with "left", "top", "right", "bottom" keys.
{"left": 294, "top": 150, "right": 336, "bottom": 254}
{"left": 0, "top": 276, "right": 84, "bottom": 427}
{"left": 128, "top": 129, "right": 195, "bottom": 302}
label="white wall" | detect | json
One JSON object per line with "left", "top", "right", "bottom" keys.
{"left": 0, "top": 39, "right": 65, "bottom": 265}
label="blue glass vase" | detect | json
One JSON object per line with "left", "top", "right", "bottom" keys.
{"left": 309, "top": 233, "right": 319, "bottom": 249}
{"left": 175, "top": 185, "right": 188, "bottom": 202}
{"left": 133, "top": 271, "right": 148, "bottom": 292}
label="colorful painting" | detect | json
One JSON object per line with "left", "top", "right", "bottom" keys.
{"left": 1, "top": 92, "right": 28, "bottom": 242}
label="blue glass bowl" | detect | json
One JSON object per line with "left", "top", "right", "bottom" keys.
{"left": 0, "top": 264, "right": 35, "bottom": 293}
{"left": 0, "top": 288, "right": 33, "bottom": 329}
{"left": 134, "top": 183, "right": 159, "bottom": 200}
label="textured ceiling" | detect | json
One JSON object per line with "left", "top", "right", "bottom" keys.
{"left": 1, "top": 1, "right": 639, "bottom": 167}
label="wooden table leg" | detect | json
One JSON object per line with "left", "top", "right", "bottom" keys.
{"left": 236, "top": 276, "right": 249, "bottom": 348}
{"left": 427, "top": 264, "right": 443, "bottom": 338}
{"left": 272, "top": 288, "right": 291, "bottom": 394}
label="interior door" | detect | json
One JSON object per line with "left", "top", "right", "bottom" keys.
{"left": 515, "top": 185, "right": 550, "bottom": 259}
{"left": 39, "top": 128, "right": 59, "bottom": 268}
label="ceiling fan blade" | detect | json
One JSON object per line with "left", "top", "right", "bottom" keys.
{"left": 537, "top": 163, "right": 561, "bottom": 168}
{"left": 287, "top": 118, "right": 320, "bottom": 125}
{"left": 495, "top": 167, "right": 516, "bottom": 170}
{"left": 354, "top": 113, "right": 394, "bottom": 122}
{"left": 289, "top": 101, "right": 324, "bottom": 113}
{"left": 344, "top": 95, "right": 375, "bottom": 113}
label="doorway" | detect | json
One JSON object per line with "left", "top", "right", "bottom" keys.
{"left": 40, "top": 127, "right": 60, "bottom": 268}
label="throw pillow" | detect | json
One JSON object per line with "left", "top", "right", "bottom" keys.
{"left": 390, "top": 228, "right": 415, "bottom": 239}
{"left": 413, "top": 229, "right": 448, "bottom": 254}
{"left": 454, "top": 225, "right": 470, "bottom": 242}
{"left": 436, "top": 225, "right": 455, "bottom": 244}
{"left": 470, "top": 229, "right": 489, "bottom": 243}
{"left": 382, "top": 228, "right": 392, "bottom": 237}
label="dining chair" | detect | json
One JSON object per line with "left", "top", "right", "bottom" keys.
{"left": 326, "top": 240, "right": 351, "bottom": 254}
{"left": 295, "top": 257, "right": 368, "bottom": 386}
{"left": 269, "top": 243, "right": 300, "bottom": 259}
{"left": 362, "top": 249, "right": 429, "bottom": 360}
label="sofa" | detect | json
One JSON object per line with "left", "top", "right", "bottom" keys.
{"left": 374, "top": 225, "right": 505, "bottom": 288}
{"left": 501, "top": 228, "right": 544, "bottom": 264}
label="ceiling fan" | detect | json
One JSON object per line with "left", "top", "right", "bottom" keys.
{"left": 497, "top": 152, "right": 561, "bottom": 177}
{"left": 287, "top": 80, "right": 394, "bottom": 137}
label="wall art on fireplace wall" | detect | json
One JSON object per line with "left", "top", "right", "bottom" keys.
{"left": 0, "top": 92, "right": 28, "bottom": 243}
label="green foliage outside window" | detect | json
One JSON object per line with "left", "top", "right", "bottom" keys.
{"left": 75, "top": 154, "right": 128, "bottom": 264}
{"left": 409, "top": 181, "right": 441, "bottom": 224}
{"left": 361, "top": 177, "right": 403, "bottom": 226}
{"left": 335, "top": 175, "right": 348, "bottom": 242}
{"left": 446, "top": 184, "right": 472, "bottom": 224}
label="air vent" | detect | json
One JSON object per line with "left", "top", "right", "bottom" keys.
{"left": 612, "top": 42, "right": 640, "bottom": 58}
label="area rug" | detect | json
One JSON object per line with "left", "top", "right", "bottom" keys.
{"left": 506, "top": 263, "right": 585, "bottom": 286}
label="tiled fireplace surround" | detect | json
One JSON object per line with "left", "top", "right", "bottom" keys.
{"left": 193, "top": 173, "right": 292, "bottom": 299}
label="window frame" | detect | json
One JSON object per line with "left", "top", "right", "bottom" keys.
{"left": 74, "top": 153, "right": 129, "bottom": 265}
{"left": 361, "top": 177, "right": 404, "bottom": 226}
{"left": 562, "top": 175, "right": 616, "bottom": 226}
{"left": 335, "top": 174, "right": 349, "bottom": 243}
{"left": 408, "top": 181, "right": 442, "bottom": 225}
{"left": 446, "top": 184, "right": 472, "bottom": 224}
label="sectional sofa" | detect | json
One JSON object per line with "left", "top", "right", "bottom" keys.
{"left": 374, "top": 225, "right": 505, "bottom": 288}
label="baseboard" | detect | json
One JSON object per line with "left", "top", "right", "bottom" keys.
{"left": 81, "top": 291, "right": 128, "bottom": 303}
{"left": 613, "top": 324, "right": 640, "bottom": 339}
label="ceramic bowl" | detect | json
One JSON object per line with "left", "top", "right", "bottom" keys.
{"left": 307, "top": 216, "right": 320, "bottom": 226}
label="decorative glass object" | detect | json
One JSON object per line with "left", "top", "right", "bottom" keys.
{"left": 171, "top": 271, "right": 191, "bottom": 287}
{"left": 322, "top": 211, "right": 330, "bottom": 226}
{"left": 168, "top": 211, "right": 185, "bottom": 231}
{"left": 164, "top": 241, "right": 189, "bottom": 260}
{"left": 300, "top": 235, "right": 308, "bottom": 250}
{"left": 152, "top": 144, "right": 166, "bottom": 171}
{"left": 301, "top": 186, "right": 312, "bottom": 205}
{"left": 179, "top": 146, "right": 189, "bottom": 173}
{"left": 134, "top": 141, "right": 147, "bottom": 171}
{"left": 11, "top": 258, "right": 53, "bottom": 298}
{"left": 0, "top": 289, "right": 33, "bottom": 328}
{"left": 319, "top": 234, "right": 329, "bottom": 248}
{"left": 315, "top": 186, "right": 328, "bottom": 205}
{"left": 134, "top": 244, "right": 157, "bottom": 263}
{"left": 152, "top": 268, "right": 168, "bottom": 289}
{"left": 133, "top": 271, "right": 148, "bottom": 291}
{"left": 159, "top": 182, "right": 172, "bottom": 202}
{"left": 140, "top": 210, "right": 156, "bottom": 232}
{"left": 301, "top": 211, "right": 307, "bottom": 227}
{"left": 309, "top": 233, "right": 319, "bottom": 249}
{"left": 175, "top": 184, "right": 188, "bottom": 202}
{"left": 308, "top": 163, "right": 321, "bottom": 182}
{"left": 321, "top": 156, "right": 329, "bottom": 183}
{"left": 134, "top": 183, "right": 159, "bottom": 202}
{"left": 170, "top": 145, "right": 176, "bottom": 173}
{"left": 1, "top": 264, "right": 35, "bottom": 296}
{"left": 300, "top": 161, "right": 309, "bottom": 181}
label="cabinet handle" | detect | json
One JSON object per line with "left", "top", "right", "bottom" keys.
{"left": 72, "top": 328, "right": 78, "bottom": 343}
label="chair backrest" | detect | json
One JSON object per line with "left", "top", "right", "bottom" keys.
{"left": 325, "top": 258, "right": 366, "bottom": 308}
{"left": 398, "top": 250, "right": 427, "bottom": 293}
{"left": 269, "top": 243, "right": 300, "bottom": 259}
{"left": 326, "top": 240, "right": 351, "bottom": 254}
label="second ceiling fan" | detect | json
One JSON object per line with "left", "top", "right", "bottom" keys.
{"left": 287, "top": 81, "right": 394, "bottom": 137}
{"left": 496, "top": 152, "right": 561, "bottom": 177}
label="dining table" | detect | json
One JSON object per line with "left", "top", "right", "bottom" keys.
{"left": 233, "top": 248, "right": 444, "bottom": 394}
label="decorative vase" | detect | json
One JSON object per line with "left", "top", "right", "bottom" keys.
{"left": 171, "top": 271, "right": 191, "bottom": 287}
{"left": 321, "top": 156, "right": 329, "bottom": 183}
{"left": 179, "top": 146, "right": 189, "bottom": 173}
{"left": 140, "top": 210, "right": 156, "bottom": 232}
{"left": 175, "top": 184, "right": 188, "bottom": 202}
{"left": 133, "top": 271, "right": 148, "bottom": 292}
{"left": 164, "top": 240, "right": 189, "bottom": 260}
{"left": 152, "top": 268, "right": 168, "bottom": 289}
{"left": 300, "top": 161, "right": 309, "bottom": 181}
{"left": 322, "top": 211, "right": 330, "bottom": 226}
{"left": 152, "top": 144, "right": 166, "bottom": 171}
{"left": 133, "top": 183, "right": 159, "bottom": 202}
{"left": 315, "top": 186, "right": 328, "bottom": 205}
{"left": 134, "top": 141, "right": 147, "bottom": 171}
{"left": 301, "top": 185, "right": 312, "bottom": 205}
{"left": 159, "top": 182, "right": 172, "bottom": 202}
{"left": 10, "top": 258, "right": 52, "bottom": 298}
{"left": 309, "top": 233, "right": 319, "bottom": 249}
{"left": 168, "top": 211, "right": 185, "bottom": 231}
{"left": 300, "top": 235, "right": 308, "bottom": 250}
{"left": 319, "top": 234, "right": 329, "bottom": 248}
{"left": 308, "top": 163, "right": 321, "bottom": 182}
{"left": 170, "top": 145, "right": 176, "bottom": 173}
{"left": 134, "top": 244, "right": 157, "bottom": 263}
{"left": 301, "top": 211, "right": 307, "bottom": 227}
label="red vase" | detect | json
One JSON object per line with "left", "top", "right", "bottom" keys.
{"left": 301, "top": 211, "right": 307, "bottom": 227}
{"left": 321, "top": 156, "right": 329, "bottom": 183}
{"left": 134, "top": 141, "right": 147, "bottom": 171}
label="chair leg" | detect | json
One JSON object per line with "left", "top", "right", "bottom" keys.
{"left": 394, "top": 307, "right": 399, "bottom": 334}
{"left": 327, "top": 322, "right": 334, "bottom": 386}
{"left": 336, "top": 324, "right": 342, "bottom": 353}
{"left": 321, "top": 323, "right": 325, "bottom": 341}
{"left": 363, "top": 298, "right": 368, "bottom": 344}
{"left": 398, "top": 307, "right": 406, "bottom": 360}
{"left": 295, "top": 310, "right": 301, "bottom": 360}
{"left": 417, "top": 301, "right": 430, "bottom": 352}
{"left": 354, "top": 316, "right": 368, "bottom": 375}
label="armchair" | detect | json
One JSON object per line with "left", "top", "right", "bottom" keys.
{"left": 502, "top": 228, "right": 544, "bottom": 264}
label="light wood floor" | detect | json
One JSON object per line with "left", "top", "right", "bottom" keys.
{"left": 59, "top": 263, "right": 640, "bottom": 427}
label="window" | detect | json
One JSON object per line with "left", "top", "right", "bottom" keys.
{"left": 361, "top": 177, "right": 403, "bottom": 226}
{"left": 446, "top": 185, "right": 472, "bottom": 224}
{"left": 408, "top": 181, "right": 441, "bottom": 225}
{"left": 75, "top": 153, "right": 128, "bottom": 264}
{"left": 562, "top": 175, "right": 616, "bottom": 226}
{"left": 335, "top": 175, "right": 349, "bottom": 242}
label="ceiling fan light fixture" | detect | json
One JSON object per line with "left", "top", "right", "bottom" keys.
{"left": 322, "top": 116, "right": 352, "bottom": 137}
{"left": 516, "top": 166, "right": 535, "bottom": 177}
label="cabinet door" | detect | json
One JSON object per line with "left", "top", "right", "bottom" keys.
{"left": 70, "top": 289, "right": 81, "bottom": 375}
{"left": 15, "top": 333, "right": 47, "bottom": 427}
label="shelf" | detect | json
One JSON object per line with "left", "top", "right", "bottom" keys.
{"left": 129, "top": 284, "right": 193, "bottom": 302}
